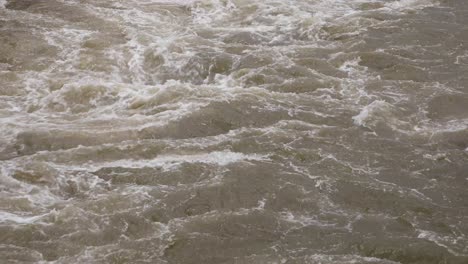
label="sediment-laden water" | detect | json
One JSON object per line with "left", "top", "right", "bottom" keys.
{"left": 1, "top": 0, "right": 467, "bottom": 263}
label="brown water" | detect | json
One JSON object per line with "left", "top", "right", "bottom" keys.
{"left": 1, "top": 0, "right": 468, "bottom": 263}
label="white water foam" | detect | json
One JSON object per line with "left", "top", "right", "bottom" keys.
{"left": 55, "top": 151, "right": 269, "bottom": 172}
{"left": 352, "top": 100, "right": 392, "bottom": 127}
{"left": 304, "top": 254, "right": 401, "bottom": 264}
{"left": 385, "top": 0, "right": 437, "bottom": 10}
{"left": 418, "top": 229, "right": 468, "bottom": 256}
{"left": 1, "top": 0, "right": 458, "bottom": 262}
{"left": 0, "top": 211, "right": 51, "bottom": 225}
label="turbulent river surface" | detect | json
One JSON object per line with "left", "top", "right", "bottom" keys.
{"left": 1, "top": 0, "right": 468, "bottom": 263}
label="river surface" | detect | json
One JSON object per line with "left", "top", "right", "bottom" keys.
{"left": 0, "top": 0, "right": 468, "bottom": 263}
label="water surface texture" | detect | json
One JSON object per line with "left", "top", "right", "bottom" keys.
{"left": 1, "top": 0, "right": 468, "bottom": 263}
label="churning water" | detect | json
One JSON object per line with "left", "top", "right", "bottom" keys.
{"left": 0, "top": 0, "right": 468, "bottom": 263}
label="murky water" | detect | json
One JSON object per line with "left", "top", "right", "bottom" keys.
{"left": 0, "top": 0, "right": 467, "bottom": 263}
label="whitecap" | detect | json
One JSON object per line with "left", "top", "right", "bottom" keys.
{"left": 352, "top": 100, "right": 393, "bottom": 127}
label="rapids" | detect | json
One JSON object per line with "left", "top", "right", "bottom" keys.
{"left": 0, "top": 0, "right": 467, "bottom": 263}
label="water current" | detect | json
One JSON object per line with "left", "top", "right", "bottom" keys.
{"left": 1, "top": 0, "right": 468, "bottom": 263}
